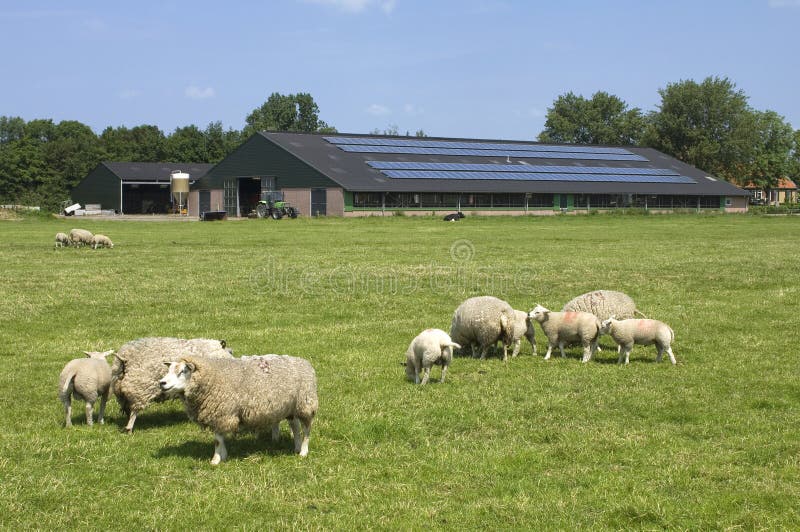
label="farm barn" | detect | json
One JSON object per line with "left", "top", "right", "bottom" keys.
{"left": 73, "top": 133, "right": 750, "bottom": 217}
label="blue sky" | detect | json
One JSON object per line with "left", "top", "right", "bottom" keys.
{"left": 1, "top": 0, "right": 798, "bottom": 140}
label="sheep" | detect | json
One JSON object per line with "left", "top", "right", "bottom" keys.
{"left": 528, "top": 304, "right": 601, "bottom": 363}
{"left": 599, "top": 317, "right": 677, "bottom": 365}
{"left": 69, "top": 228, "right": 93, "bottom": 247}
{"left": 562, "top": 290, "right": 644, "bottom": 320}
{"left": 159, "top": 354, "right": 318, "bottom": 464}
{"left": 55, "top": 232, "right": 71, "bottom": 248}
{"left": 507, "top": 309, "right": 537, "bottom": 358}
{"left": 111, "top": 337, "right": 232, "bottom": 433}
{"left": 58, "top": 350, "right": 114, "bottom": 427}
{"left": 443, "top": 212, "right": 465, "bottom": 221}
{"left": 449, "top": 296, "right": 516, "bottom": 361}
{"left": 90, "top": 234, "right": 113, "bottom": 249}
{"left": 405, "top": 328, "right": 461, "bottom": 385}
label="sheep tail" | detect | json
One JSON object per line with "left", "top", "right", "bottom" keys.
{"left": 61, "top": 371, "right": 76, "bottom": 396}
{"left": 634, "top": 309, "right": 649, "bottom": 319}
{"left": 445, "top": 341, "right": 461, "bottom": 350}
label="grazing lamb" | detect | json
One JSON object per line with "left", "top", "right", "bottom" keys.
{"left": 69, "top": 228, "right": 94, "bottom": 247}
{"left": 55, "top": 232, "right": 71, "bottom": 248}
{"left": 507, "top": 309, "right": 537, "bottom": 358}
{"left": 562, "top": 290, "right": 644, "bottom": 320}
{"left": 58, "top": 350, "right": 114, "bottom": 427}
{"left": 449, "top": 296, "right": 516, "bottom": 361}
{"left": 111, "top": 337, "right": 232, "bottom": 432}
{"left": 443, "top": 212, "right": 465, "bottom": 222}
{"left": 159, "top": 355, "right": 318, "bottom": 464}
{"left": 90, "top": 234, "right": 113, "bottom": 249}
{"left": 405, "top": 328, "right": 460, "bottom": 385}
{"left": 599, "top": 317, "right": 677, "bottom": 365}
{"left": 528, "top": 304, "right": 601, "bottom": 363}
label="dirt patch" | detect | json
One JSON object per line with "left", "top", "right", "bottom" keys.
{"left": 0, "top": 209, "right": 21, "bottom": 221}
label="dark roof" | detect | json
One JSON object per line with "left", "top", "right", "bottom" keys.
{"left": 259, "top": 132, "right": 748, "bottom": 197}
{"left": 102, "top": 162, "right": 213, "bottom": 183}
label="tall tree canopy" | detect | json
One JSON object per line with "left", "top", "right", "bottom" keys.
{"left": 244, "top": 92, "right": 336, "bottom": 135}
{"left": 538, "top": 91, "right": 647, "bottom": 145}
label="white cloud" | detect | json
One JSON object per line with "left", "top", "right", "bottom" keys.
{"left": 185, "top": 86, "right": 216, "bottom": 100}
{"left": 300, "top": 0, "right": 396, "bottom": 13}
{"left": 366, "top": 103, "right": 391, "bottom": 116}
{"left": 118, "top": 89, "right": 142, "bottom": 100}
{"left": 769, "top": 0, "right": 800, "bottom": 6}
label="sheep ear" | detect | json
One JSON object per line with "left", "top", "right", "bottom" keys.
{"left": 83, "top": 351, "right": 92, "bottom": 358}
{"left": 185, "top": 361, "right": 196, "bottom": 372}
{"left": 163, "top": 361, "right": 173, "bottom": 367}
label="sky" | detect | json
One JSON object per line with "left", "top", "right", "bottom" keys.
{"left": 1, "top": 0, "right": 798, "bottom": 141}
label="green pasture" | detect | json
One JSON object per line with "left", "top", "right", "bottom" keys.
{"left": 0, "top": 213, "right": 798, "bottom": 529}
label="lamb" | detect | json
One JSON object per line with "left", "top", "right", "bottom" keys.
{"left": 528, "top": 304, "right": 601, "bottom": 363}
{"left": 562, "top": 290, "right": 644, "bottom": 320}
{"left": 507, "top": 309, "right": 537, "bottom": 358}
{"left": 90, "top": 234, "right": 113, "bottom": 249}
{"left": 159, "top": 354, "right": 318, "bottom": 464}
{"left": 55, "top": 232, "right": 71, "bottom": 248}
{"left": 69, "top": 228, "right": 94, "bottom": 247}
{"left": 58, "top": 350, "right": 114, "bottom": 427}
{"left": 405, "top": 328, "right": 461, "bottom": 384}
{"left": 599, "top": 317, "right": 677, "bottom": 365}
{"left": 449, "top": 296, "right": 516, "bottom": 361}
{"left": 111, "top": 337, "right": 232, "bottom": 432}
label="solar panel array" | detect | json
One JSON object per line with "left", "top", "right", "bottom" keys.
{"left": 364, "top": 161, "right": 696, "bottom": 184}
{"left": 324, "top": 136, "right": 648, "bottom": 162}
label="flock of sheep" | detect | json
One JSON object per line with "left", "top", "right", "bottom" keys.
{"left": 55, "top": 228, "right": 113, "bottom": 249}
{"left": 57, "top": 289, "right": 675, "bottom": 465}
{"left": 405, "top": 290, "right": 677, "bottom": 385}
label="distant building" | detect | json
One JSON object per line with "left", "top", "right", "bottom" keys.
{"left": 741, "top": 178, "right": 797, "bottom": 206}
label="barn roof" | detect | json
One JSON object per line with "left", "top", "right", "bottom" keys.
{"left": 101, "top": 162, "right": 213, "bottom": 183}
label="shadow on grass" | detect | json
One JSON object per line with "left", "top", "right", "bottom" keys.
{"left": 155, "top": 433, "right": 298, "bottom": 461}
{"left": 111, "top": 409, "right": 189, "bottom": 432}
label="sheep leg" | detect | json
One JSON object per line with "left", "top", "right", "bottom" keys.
{"left": 617, "top": 346, "right": 625, "bottom": 364}
{"left": 544, "top": 344, "right": 553, "bottom": 360}
{"left": 666, "top": 347, "right": 676, "bottom": 365}
{"left": 271, "top": 423, "right": 281, "bottom": 442}
{"left": 501, "top": 343, "right": 508, "bottom": 362}
{"left": 98, "top": 392, "right": 108, "bottom": 425}
{"left": 622, "top": 346, "right": 632, "bottom": 364}
{"left": 581, "top": 343, "right": 593, "bottom": 363}
{"left": 298, "top": 418, "right": 312, "bottom": 457}
{"left": 124, "top": 411, "right": 138, "bottom": 433}
{"left": 292, "top": 417, "right": 312, "bottom": 457}
{"left": 558, "top": 342, "right": 567, "bottom": 359}
{"left": 85, "top": 401, "right": 94, "bottom": 426}
{"left": 511, "top": 339, "right": 521, "bottom": 358}
{"left": 64, "top": 398, "right": 72, "bottom": 428}
{"left": 440, "top": 364, "right": 447, "bottom": 384}
{"left": 420, "top": 367, "right": 431, "bottom": 385}
{"left": 211, "top": 433, "right": 227, "bottom": 465}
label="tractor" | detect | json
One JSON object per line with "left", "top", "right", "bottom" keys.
{"left": 256, "top": 191, "right": 298, "bottom": 219}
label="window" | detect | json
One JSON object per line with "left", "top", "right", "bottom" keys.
{"left": 353, "top": 192, "right": 382, "bottom": 208}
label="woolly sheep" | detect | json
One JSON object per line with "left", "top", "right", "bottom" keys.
{"left": 159, "top": 354, "right": 318, "bottom": 464}
{"left": 562, "top": 290, "right": 644, "bottom": 321}
{"left": 405, "top": 328, "right": 460, "bottom": 385}
{"left": 69, "top": 228, "right": 93, "bottom": 247}
{"left": 111, "top": 337, "right": 232, "bottom": 432}
{"left": 58, "top": 350, "right": 114, "bottom": 427}
{"left": 91, "top": 234, "right": 113, "bottom": 249}
{"left": 507, "top": 309, "right": 537, "bottom": 358}
{"left": 528, "top": 304, "right": 601, "bottom": 363}
{"left": 55, "top": 232, "right": 71, "bottom": 248}
{"left": 599, "top": 317, "right": 677, "bottom": 365}
{"left": 449, "top": 296, "right": 516, "bottom": 361}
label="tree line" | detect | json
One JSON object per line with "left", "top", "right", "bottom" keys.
{"left": 1, "top": 78, "right": 798, "bottom": 211}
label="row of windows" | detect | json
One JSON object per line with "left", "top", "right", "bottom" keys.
{"left": 353, "top": 192, "right": 722, "bottom": 210}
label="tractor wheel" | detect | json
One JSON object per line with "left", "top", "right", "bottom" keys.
{"left": 271, "top": 210, "right": 283, "bottom": 220}
{"left": 287, "top": 207, "right": 298, "bottom": 219}
{"left": 256, "top": 204, "right": 268, "bottom": 218}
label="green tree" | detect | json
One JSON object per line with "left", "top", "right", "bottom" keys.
{"left": 244, "top": 92, "right": 335, "bottom": 135}
{"left": 165, "top": 125, "right": 207, "bottom": 162}
{"left": 0, "top": 116, "right": 26, "bottom": 144}
{"left": 203, "top": 121, "right": 243, "bottom": 163}
{"left": 538, "top": 91, "right": 647, "bottom": 145}
{"left": 100, "top": 125, "right": 166, "bottom": 161}
{"left": 743, "top": 110, "right": 796, "bottom": 189}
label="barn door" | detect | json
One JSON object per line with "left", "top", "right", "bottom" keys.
{"left": 311, "top": 188, "right": 327, "bottom": 216}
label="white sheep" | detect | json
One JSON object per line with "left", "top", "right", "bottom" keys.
{"left": 111, "top": 337, "right": 232, "bottom": 432}
{"left": 159, "top": 354, "right": 318, "bottom": 464}
{"left": 405, "top": 328, "right": 460, "bottom": 385}
{"left": 90, "top": 234, "right": 113, "bottom": 249}
{"left": 449, "top": 296, "right": 516, "bottom": 361}
{"left": 69, "top": 228, "right": 94, "bottom": 247}
{"left": 507, "top": 309, "right": 537, "bottom": 357}
{"left": 528, "top": 304, "right": 601, "bottom": 363}
{"left": 58, "top": 350, "right": 114, "bottom": 427}
{"left": 599, "top": 317, "right": 677, "bottom": 365}
{"left": 561, "top": 290, "right": 643, "bottom": 320}
{"left": 55, "top": 232, "right": 71, "bottom": 248}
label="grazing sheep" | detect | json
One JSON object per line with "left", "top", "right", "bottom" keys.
{"left": 90, "top": 234, "right": 113, "bottom": 249}
{"left": 449, "top": 296, "right": 516, "bottom": 361}
{"left": 443, "top": 212, "right": 465, "bottom": 222}
{"left": 111, "top": 337, "right": 232, "bottom": 433}
{"left": 599, "top": 317, "right": 677, "bottom": 365}
{"left": 528, "top": 304, "right": 601, "bottom": 363}
{"left": 58, "top": 350, "right": 114, "bottom": 427}
{"left": 507, "top": 309, "right": 537, "bottom": 357}
{"left": 55, "top": 232, "right": 71, "bottom": 248}
{"left": 159, "top": 354, "right": 318, "bottom": 464}
{"left": 69, "top": 228, "right": 93, "bottom": 247}
{"left": 405, "top": 328, "right": 461, "bottom": 385}
{"left": 562, "top": 290, "right": 644, "bottom": 320}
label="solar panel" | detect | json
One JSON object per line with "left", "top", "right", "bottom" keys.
{"left": 379, "top": 170, "right": 696, "bottom": 184}
{"left": 366, "top": 161, "right": 678, "bottom": 175}
{"left": 336, "top": 144, "right": 648, "bottom": 161}
{"left": 324, "top": 136, "right": 635, "bottom": 155}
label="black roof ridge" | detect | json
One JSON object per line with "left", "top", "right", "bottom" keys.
{"left": 256, "top": 132, "right": 349, "bottom": 189}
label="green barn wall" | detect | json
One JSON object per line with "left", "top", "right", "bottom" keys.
{"left": 70, "top": 164, "right": 121, "bottom": 212}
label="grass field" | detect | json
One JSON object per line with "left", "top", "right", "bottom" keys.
{"left": 0, "top": 213, "right": 798, "bottom": 529}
